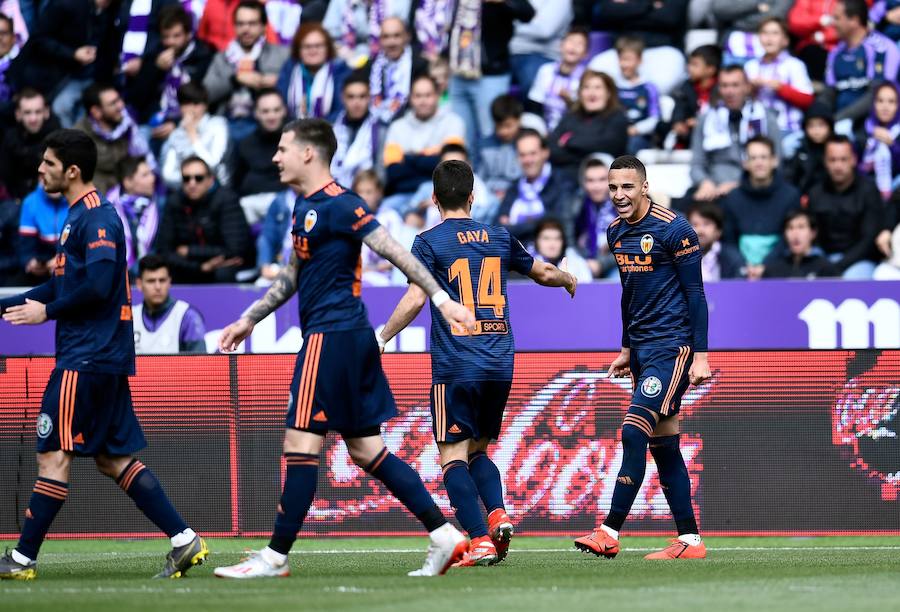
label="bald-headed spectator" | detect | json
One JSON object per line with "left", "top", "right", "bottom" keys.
{"left": 324, "top": 0, "right": 412, "bottom": 64}
{"left": 363, "top": 17, "right": 429, "bottom": 124}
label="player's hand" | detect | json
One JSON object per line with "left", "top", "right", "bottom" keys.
{"left": 438, "top": 300, "right": 476, "bottom": 335}
{"left": 607, "top": 349, "right": 631, "bottom": 378}
{"left": 219, "top": 316, "right": 255, "bottom": 352}
{"left": 3, "top": 299, "right": 48, "bottom": 325}
{"left": 689, "top": 352, "right": 712, "bottom": 385}
{"left": 559, "top": 257, "right": 577, "bottom": 298}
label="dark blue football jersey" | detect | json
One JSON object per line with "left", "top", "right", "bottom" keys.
{"left": 411, "top": 218, "right": 534, "bottom": 383}
{"left": 291, "top": 181, "right": 380, "bottom": 334}
{"left": 608, "top": 203, "right": 708, "bottom": 351}
{"left": 53, "top": 190, "right": 135, "bottom": 375}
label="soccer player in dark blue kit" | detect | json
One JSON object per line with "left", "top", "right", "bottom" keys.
{"left": 213, "top": 119, "right": 476, "bottom": 579}
{"left": 378, "top": 160, "right": 577, "bottom": 566}
{"left": 0, "top": 130, "right": 207, "bottom": 580}
{"left": 574, "top": 155, "right": 712, "bottom": 561}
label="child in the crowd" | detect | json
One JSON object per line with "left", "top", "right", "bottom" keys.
{"left": 744, "top": 17, "right": 814, "bottom": 153}
{"left": 785, "top": 102, "right": 834, "bottom": 201}
{"left": 860, "top": 81, "right": 900, "bottom": 200}
{"left": 614, "top": 36, "right": 661, "bottom": 154}
{"left": 429, "top": 56, "right": 451, "bottom": 107}
{"left": 666, "top": 44, "right": 721, "bottom": 150}
{"left": 354, "top": 170, "right": 413, "bottom": 286}
{"left": 527, "top": 27, "right": 590, "bottom": 132}
{"left": 530, "top": 218, "right": 593, "bottom": 283}
{"left": 480, "top": 94, "right": 525, "bottom": 200}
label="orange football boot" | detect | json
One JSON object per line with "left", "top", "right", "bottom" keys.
{"left": 573, "top": 528, "right": 619, "bottom": 559}
{"left": 644, "top": 539, "right": 707, "bottom": 560}
{"left": 452, "top": 536, "right": 498, "bottom": 567}
{"left": 487, "top": 508, "right": 514, "bottom": 564}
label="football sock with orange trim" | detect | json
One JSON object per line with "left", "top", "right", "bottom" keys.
{"left": 467, "top": 451, "right": 505, "bottom": 513}
{"left": 117, "top": 459, "right": 188, "bottom": 539}
{"left": 443, "top": 460, "right": 488, "bottom": 538}
{"left": 269, "top": 453, "right": 319, "bottom": 555}
{"left": 604, "top": 407, "right": 654, "bottom": 531}
{"left": 16, "top": 477, "right": 69, "bottom": 561}
{"left": 366, "top": 448, "right": 447, "bottom": 532}
{"left": 649, "top": 434, "right": 699, "bottom": 536}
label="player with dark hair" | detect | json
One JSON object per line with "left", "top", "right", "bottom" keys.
{"left": 213, "top": 118, "right": 476, "bottom": 579}
{"left": 574, "top": 155, "right": 711, "bottom": 560}
{"left": 0, "top": 129, "right": 207, "bottom": 580}
{"left": 379, "top": 160, "right": 577, "bottom": 566}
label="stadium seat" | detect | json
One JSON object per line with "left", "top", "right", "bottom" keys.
{"left": 659, "top": 95, "right": 675, "bottom": 123}
{"left": 642, "top": 160, "right": 693, "bottom": 199}
{"left": 684, "top": 29, "right": 718, "bottom": 54}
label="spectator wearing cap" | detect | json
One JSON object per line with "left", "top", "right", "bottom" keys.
{"left": 233, "top": 88, "right": 287, "bottom": 224}
{"left": 807, "top": 135, "right": 885, "bottom": 279}
{"left": 134, "top": 254, "right": 208, "bottom": 354}
{"left": 762, "top": 210, "right": 840, "bottom": 278}
{"left": 203, "top": 0, "right": 289, "bottom": 141}
{"left": 785, "top": 101, "right": 833, "bottom": 199}
{"left": 0, "top": 89, "right": 60, "bottom": 201}
{"left": 498, "top": 129, "right": 575, "bottom": 244}
{"left": 161, "top": 82, "right": 230, "bottom": 189}
{"left": 688, "top": 201, "right": 747, "bottom": 281}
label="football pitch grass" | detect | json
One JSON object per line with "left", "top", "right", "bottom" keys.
{"left": 2, "top": 536, "right": 898, "bottom": 611}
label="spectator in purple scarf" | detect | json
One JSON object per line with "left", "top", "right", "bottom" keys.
{"left": 134, "top": 254, "right": 208, "bottom": 353}
{"left": 573, "top": 156, "right": 618, "bottom": 279}
{"left": 107, "top": 156, "right": 161, "bottom": 276}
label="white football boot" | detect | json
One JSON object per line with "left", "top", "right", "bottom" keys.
{"left": 407, "top": 523, "right": 468, "bottom": 577}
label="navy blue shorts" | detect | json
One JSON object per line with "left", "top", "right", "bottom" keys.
{"left": 430, "top": 380, "right": 512, "bottom": 443}
{"left": 629, "top": 345, "right": 693, "bottom": 417}
{"left": 285, "top": 329, "right": 397, "bottom": 436}
{"left": 38, "top": 368, "right": 147, "bottom": 457}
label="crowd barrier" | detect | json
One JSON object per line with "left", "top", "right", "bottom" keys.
{"left": 1, "top": 351, "right": 898, "bottom": 538}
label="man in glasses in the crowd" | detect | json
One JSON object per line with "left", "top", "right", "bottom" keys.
{"left": 154, "top": 156, "right": 253, "bottom": 283}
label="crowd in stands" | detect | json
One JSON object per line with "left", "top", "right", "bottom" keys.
{"left": 1, "top": 0, "right": 900, "bottom": 290}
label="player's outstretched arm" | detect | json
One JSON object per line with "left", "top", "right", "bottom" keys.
{"left": 218, "top": 252, "right": 301, "bottom": 352}
{"left": 363, "top": 226, "right": 475, "bottom": 333}
{"left": 0, "top": 278, "right": 56, "bottom": 322}
{"left": 378, "top": 284, "right": 428, "bottom": 351}
{"left": 527, "top": 258, "right": 577, "bottom": 298}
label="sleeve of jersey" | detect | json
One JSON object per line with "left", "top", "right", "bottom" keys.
{"left": 668, "top": 219, "right": 709, "bottom": 352}
{"left": 45, "top": 259, "right": 117, "bottom": 320}
{"left": 507, "top": 233, "right": 535, "bottom": 275}
{"left": 83, "top": 216, "right": 120, "bottom": 264}
{"left": 330, "top": 194, "right": 381, "bottom": 238}
{"left": 408, "top": 236, "right": 436, "bottom": 284}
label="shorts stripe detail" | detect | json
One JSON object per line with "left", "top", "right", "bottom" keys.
{"left": 118, "top": 460, "right": 146, "bottom": 491}
{"left": 59, "top": 370, "right": 77, "bottom": 451}
{"left": 623, "top": 414, "right": 654, "bottom": 437}
{"left": 33, "top": 481, "right": 68, "bottom": 500}
{"left": 433, "top": 384, "right": 446, "bottom": 442}
{"left": 660, "top": 346, "right": 690, "bottom": 416}
{"left": 295, "top": 334, "right": 323, "bottom": 429}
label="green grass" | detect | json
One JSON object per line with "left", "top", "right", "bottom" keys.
{"left": 2, "top": 537, "right": 899, "bottom": 611}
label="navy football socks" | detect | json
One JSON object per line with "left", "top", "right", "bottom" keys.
{"left": 468, "top": 451, "right": 505, "bottom": 513}
{"left": 649, "top": 434, "right": 699, "bottom": 535}
{"left": 117, "top": 459, "right": 188, "bottom": 538}
{"left": 604, "top": 409, "right": 654, "bottom": 531}
{"left": 443, "top": 460, "right": 488, "bottom": 538}
{"left": 16, "top": 477, "right": 69, "bottom": 561}
{"left": 366, "top": 448, "right": 447, "bottom": 532}
{"left": 269, "top": 453, "right": 319, "bottom": 555}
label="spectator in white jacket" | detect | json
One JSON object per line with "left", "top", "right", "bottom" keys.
{"left": 510, "top": 0, "right": 574, "bottom": 94}
{"left": 161, "top": 83, "right": 230, "bottom": 189}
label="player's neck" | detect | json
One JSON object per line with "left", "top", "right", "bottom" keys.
{"left": 66, "top": 181, "right": 96, "bottom": 207}
{"left": 625, "top": 197, "right": 651, "bottom": 224}
{"left": 441, "top": 209, "right": 471, "bottom": 220}
{"left": 297, "top": 169, "right": 336, "bottom": 197}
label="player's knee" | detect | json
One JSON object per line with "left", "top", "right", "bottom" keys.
{"left": 347, "top": 445, "right": 378, "bottom": 468}
{"left": 36, "top": 451, "right": 70, "bottom": 480}
{"left": 94, "top": 454, "right": 129, "bottom": 478}
{"left": 620, "top": 423, "right": 649, "bottom": 452}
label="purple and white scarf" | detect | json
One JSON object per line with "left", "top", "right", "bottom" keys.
{"left": 286, "top": 61, "right": 336, "bottom": 119}
{"left": 861, "top": 85, "right": 900, "bottom": 196}
{"left": 544, "top": 61, "right": 586, "bottom": 131}
{"left": 725, "top": 31, "right": 764, "bottom": 63}
{"left": 121, "top": 0, "right": 153, "bottom": 67}
{"left": 370, "top": 46, "right": 413, "bottom": 122}
{"left": 158, "top": 40, "right": 197, "bottom": 121}
{"left": 107, "top": 185, "right": 160, "bottom": 270}
{"left": 509, "top": 162, "right": 552, "bottom": 225}
{"left": 341, "top": 0, "right": 387, "bottom": 56}
{"left": 0, "top": 44, "right": 19, "bottom": 103}
{"left": 744, "top": 51, "right": 812, "bottom": 133}
{"left": 90, "top": 110, "right": 155, "bottom": 164}
{"left": 415, "top": 0, "right": 454, "bottom": 56}
{"left": 224, "top": 36, "right": 265, "bottom": 118}
{"left": 181, "top": 0, "right": 207, "bottom": 29}
{"left": 702, "top": 101, "right": 769, "bottom": 152}
{"left": 331, "top": 111, "right": 379, "bottom": 186}
{"left": 449, "top": 0, "right": 481, "bottom": 78}
{"left": 579, "top": 196, "right": 616, "bottom": 258}
{"left": 266, "top": 0, "right": 303, "bottom": 47}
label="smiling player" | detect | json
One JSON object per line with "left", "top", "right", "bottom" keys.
{"left": 574, "top": 155, "right": 712, "bottom": 560}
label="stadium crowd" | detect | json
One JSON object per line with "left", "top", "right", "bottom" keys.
{"left": 0, "top": 0, "right": 899, "bottom": 287}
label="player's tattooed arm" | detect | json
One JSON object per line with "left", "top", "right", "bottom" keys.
{"left": 363, "top": 226, "right": 443, "bottom": 296}
{"left": 244, "top": 251, "right": 301, "bottom": 323}
{"left": 528, "top": 258, "right": 577, "bottom": 297}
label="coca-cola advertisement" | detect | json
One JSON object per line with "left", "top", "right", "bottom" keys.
{"left": 0, "top": 351, "right": 898, "bottom": 537}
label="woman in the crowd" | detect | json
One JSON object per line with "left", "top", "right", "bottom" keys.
{"left": 106, "top": 156, "right": 160, "bottom": 276}
{"left": 859, "top": 81, "right": 900, "bottom": 201}
{"left": 531, "top": 217, "right": 593, "bottom": 284}
{"left": 277, "top": 22, "right": 350, "bottom": 121}
{"left": 549, "top": 70, "right": 628, "bottom": 184}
